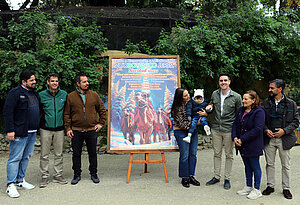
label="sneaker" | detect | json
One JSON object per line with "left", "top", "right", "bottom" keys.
{"left": 91, "top": 175, "right": 100, "bottom": 183}
{"left": 183, "top": 136, "right": 191, "bottom": 143}
{"left": 39, "top": 178, "right": 49, "bottom": 188}
{"left": 53, "top": 176, "right": 68, "bottom": 185}
{"left": 6, "top": 183, "right": 20, "bottom": 198}
{"left": 71, "top": 176, "right": 81, "bottom": 185}
{"left": 247, "top": 188, "right": 262, "bottom": 199}
{"left": 224, "top": 179, "right": 231, "bottom": 189}
{"left": 237, "top": 186, "right": 252, "bottom": 195}
{"left": 204, "top": 125, "right": 211, "bottom": 135}
{"left": 16, "top": 179, "right": 35, "bottom": 190}
{"left": 206, "top": 177, "right": 220, "bottom": 185}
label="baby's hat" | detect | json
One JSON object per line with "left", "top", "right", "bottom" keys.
{"left": 194, "top": 89, "right": 204, "bottom": 98}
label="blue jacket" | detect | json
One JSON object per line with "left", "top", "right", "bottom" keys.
{"left": 186, "top": 98, "right": 208, "bottom": 117}
{"left": 3, "top": 85, "right": 40, "bottom": 137}
{"left": 232, "top": 106, "right": 265, "bottom": 157}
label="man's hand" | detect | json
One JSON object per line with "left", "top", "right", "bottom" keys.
{"left": 95, "top": 124, "right": 103, "bottom": 132}
{"left": 273, "top": 128, "right": 285, "bottom": 138}
{"left": 265, "top": 129, "right": 274, "bottom": 138}
{"left": 67, "top": 130, "right": 74, "bottom": 139}
{"left": 206, "top": 104, "right": 213, "bottom": 112}
{"left": 7, "top": 132, "right": 15, "bottom": 141}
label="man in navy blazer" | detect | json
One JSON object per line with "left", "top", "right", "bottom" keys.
{"left": 262, "top": 79, "right": 299, "bottom": 199}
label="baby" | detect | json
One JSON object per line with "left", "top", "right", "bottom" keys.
{"left": 183, "top": 89, "right": 211, "bottom": 143}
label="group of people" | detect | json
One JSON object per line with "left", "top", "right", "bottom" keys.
{"left": 3, "top": 70, "right": 106, "bottom": 198}
{"left": 3, "top": 70, "right": 299, "bottom": 200}
{"left": 171, "top": 74, "right": 299, "bottom": 200}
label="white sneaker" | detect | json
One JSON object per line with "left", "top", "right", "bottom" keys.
{"left": 247, "top": 188, "right": 262, "bottom": 199}
{"left": 237, "top": 186, "right": 252, "bottom": 195}
{"left": 204, "top": 125, "right": 211, "bottom": 135}
{"left": 16, "top": 179, "right": 35, "bottom": 190}
{"left": 183, "top": 136, "right": 191, "bottom": 143}
{"left": 6, "top": 183, "right": 20, "bottom": 198}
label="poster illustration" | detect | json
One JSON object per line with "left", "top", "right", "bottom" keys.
{"left": 107, "top": 56, "right": 180, "bottom": 152}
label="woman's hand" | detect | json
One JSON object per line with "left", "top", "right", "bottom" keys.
{"left": 234, "top": 137, "right": 242, "bottom": 147}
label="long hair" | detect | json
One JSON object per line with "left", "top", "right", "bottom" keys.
{"left": 171, "top": 88, "right": 185, "bottom": 118}
{"left": 244, "top": 90, "right": 261, "bottom": 109}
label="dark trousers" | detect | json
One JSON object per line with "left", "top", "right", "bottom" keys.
{"left": 72, "top": 130, "right": 98, "bottom": 177}
{"left": 242, "top": 156, "right": 261, "bottom": 190}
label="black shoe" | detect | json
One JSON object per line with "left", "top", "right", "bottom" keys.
{"left": 71, "top": 176, "right": 81, "bottom": 185}
{"left": 181, "top": 178, "right": 190, "bottom": 188}
{"left": 283, "top": 189, "right": 292, "bottom": 199}
{"left": 189, "top": 176, "right": 200, "bottom": 186}
{"left": 224, "top": 180, "right": 231, "bottom": 190}
{"left": 91, "top": 175, "right": 100, "bottom": 183}
{"left": 206, "top": 177, "right": 220, "bottom": 186}
{"left": 262, "top": 186, "right": 274, "bottom": 195}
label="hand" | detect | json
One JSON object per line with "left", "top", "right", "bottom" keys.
{"left": 198, "top": 109, "right": 208, "bottom": 117}
{"left": 234, "top": 137, "right": 242, "bottom": 147}
{"left": 273, "top": 128, "right": 285, "bottom": 138}
{"left": 206, "top": 105, "right": 213, "bottom": 112}
{"left": 265, "top": 129, "right": 274, "bottom": 138}
{"left": 95, "top": 124, "right": 103, "bottom": 132}
{"left": 7, "top": 132, "right": 15, "bottom": 141}
{"left": 67, "top": 130, "right": 74, "bottom": 139}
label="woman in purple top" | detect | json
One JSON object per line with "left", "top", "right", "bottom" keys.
{"left": 232, "top": 90, "right": 265, "bottom": 200}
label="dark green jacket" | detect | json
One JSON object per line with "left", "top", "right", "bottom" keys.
{"left": 39, "top": 87, "right": 67, "bottom": 131}
{"left": 210, "top": 89, "right": 242, "bottom": 132}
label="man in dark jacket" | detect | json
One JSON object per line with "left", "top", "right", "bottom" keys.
{"left": 262, "top": 79, "right": 299, "bottom": 199}
{"left": 3, "top": 70, "right": 40, "bottom": 198}
{"left": 64, "top": 73, "right": 106, "bottom": 185}
{"left": 39, "top": 73, "right": 68, "bottom": 188}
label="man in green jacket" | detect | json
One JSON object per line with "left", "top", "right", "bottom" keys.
{"left": 203, "top": 74, "right": 242, "bottom": 189}
{"left": 39, "top": 73, "right": 68, "bottom": 188}
{"left": 64, "top": 73, "right": 106, "bottom": 185}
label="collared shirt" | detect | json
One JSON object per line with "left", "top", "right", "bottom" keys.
{"left": 220, "top": 90, "right": 230, "bottom": 116}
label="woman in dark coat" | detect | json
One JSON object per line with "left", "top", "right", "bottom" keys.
{"left": 232, "top": 90, "right": 265, "bottom": 200}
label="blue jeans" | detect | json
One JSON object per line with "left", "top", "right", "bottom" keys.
{"left": 174, "top": 129, "right": 198, "bottom": 178}
{"left": 188, "top": 116, "right": 208, "bottom": 134}
{"left": 242, "top": 156, "right": 262, "bottom": 189}
{"left": 7, "top": 132, "right": 36, "bottom": 186}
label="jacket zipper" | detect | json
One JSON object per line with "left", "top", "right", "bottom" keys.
{"left": 54, "top": 94, "right": 57, "bottom": 128}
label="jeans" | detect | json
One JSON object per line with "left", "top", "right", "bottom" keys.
{"left": 72, "top": 130, "right": 98, "bottom": 177}
{"left": 40, "top": 129, "right": 65, "bottom": 178}
{"left": 7, "top": 132, "right": 36, "bottom": 186}
{"left": 174, "top": 129, "right": 198, "bottom": 178}
{"left": 188, "top": 116, "right": 208, "bottom": 134}
{"left": 242, "top": 156, "right": 262, "bottom": 190}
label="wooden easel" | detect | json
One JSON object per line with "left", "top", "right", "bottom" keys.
{"left": 126, "top": 151, "right": 168, "bottom": 183}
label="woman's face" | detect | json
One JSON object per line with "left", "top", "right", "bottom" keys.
{"left": 242, "top": 94, "right": 255, "bottom": 109}
{"left": 182, "top": 90, "right": 190, "bottom": 102}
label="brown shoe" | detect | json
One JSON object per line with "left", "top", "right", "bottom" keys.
{"left": 39, "top": 178, "right": 49, "bottom": 188}
{"left": 283, "top": 189, "right": 292, "bottom": 199}
{"left": 53, "top": 176, "right": 68, "bottom": 184}
{"left": 262, "top": 186, "right": 274, "bottom": 195}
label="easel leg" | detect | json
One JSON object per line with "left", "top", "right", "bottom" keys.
{"left": 144, "top": 153, "right": 150, "bottom": 173}
{"left": 127, "top": 153, "right": 134, "bottom": 183}
{"left": 161, "top": 153, "right": 169, "bottom": 183}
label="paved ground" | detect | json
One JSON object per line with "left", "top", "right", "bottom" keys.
{"left": 0, "top": 146, "right": 300, "bottom": 205}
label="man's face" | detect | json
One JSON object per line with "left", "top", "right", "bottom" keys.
{"left": 77, "top": 76, "right": 89, "bottom": 91}
{"left": 47, "top": 76, "right": 59, "bottom": 92}
{"left": 219, "top": 75, "right": 230, "bottom": 91}
{"left": 269, "top": 82, "right": 282, "bottom": 97}
{"left": 23, "top": 75, "right": 36, "bottom": 90}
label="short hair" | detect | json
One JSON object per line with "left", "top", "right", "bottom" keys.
{"left": 19, "top": 70, "right": 34, "bottom": 83}
{"left": 269, "top": 79, "right": 285, "bottom": 92}
{"left": 47, "top": 73, "right": 59, "bottom": 81}
{"left": 218, "top": 73, "right": 231, "bottom": 81}
{"left": 244, "top": 90, "right": 261, "bottom": 109}
{"left": 74, "top": 73, "right": 87, "bottom": 84}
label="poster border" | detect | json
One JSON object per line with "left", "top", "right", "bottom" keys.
{"left": 107, "top": 55, "right": 180, "bottom": 153}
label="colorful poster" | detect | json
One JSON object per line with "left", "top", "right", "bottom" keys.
{"left": 108, "top": 56, "right": 180, "bottom": 152}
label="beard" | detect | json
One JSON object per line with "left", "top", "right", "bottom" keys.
{"left": 26, "top": 84, "right": 36, "bottom": 90}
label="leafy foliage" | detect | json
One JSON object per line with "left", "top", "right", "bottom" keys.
{"left": 0, "top": 10, "right": 108, "bottom": 100}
